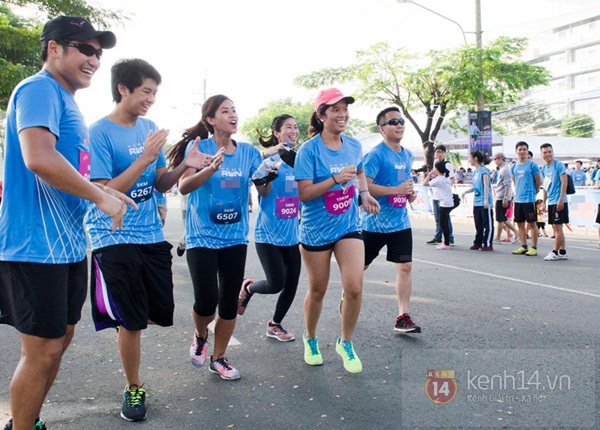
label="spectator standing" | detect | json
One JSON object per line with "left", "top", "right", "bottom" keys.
{"left": 569, "top": 160, "right": 586, "bottom": 187}
{"left": 426, "top": 144, "right": 455, "bottom": 245}
{"left": 461, "top": 151, "right": 494, "bottom": 251}
{"left": 492, "top": 153, "right": 518, "bottom": 243}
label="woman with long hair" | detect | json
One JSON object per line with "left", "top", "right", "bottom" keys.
{"left": 167, "top": 95, "right": 271, "bottom": 380}
{"left": 237, "top": 114, "right": 301, "bottom": 342}
{"left": 294, "top": 88, "right": 379, "bottom": 374}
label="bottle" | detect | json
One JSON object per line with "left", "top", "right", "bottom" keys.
{"left": 252, "top": 153, "right": 281, "bottom": 185}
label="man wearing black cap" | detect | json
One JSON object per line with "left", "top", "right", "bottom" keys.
{"left": 0, "top": 16, "right": 130, "bottom": 430}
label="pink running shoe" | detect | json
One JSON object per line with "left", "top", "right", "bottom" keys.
{"left": 209, "top": 356, "right": 241, "bottom": 380}
{"left": 189, "top": 331, "right": 208, "bottom": 367}
{"left": 436, "top": 243, "right": 451, "bottom": 250}
{"left": 237, "top": 278, "right": 254, "bottom": 315}
{"left": 266, "top": 321, "right": 295, "bottom": 342}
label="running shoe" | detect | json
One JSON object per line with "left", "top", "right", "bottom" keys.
{"left": 525, "top": 248, "right": 538, "bottom": 256}
{"left": 303, "top": 332, "right": 323, "bottom": 366}
{"left": 189, "top": 331, "right": 208, "bottom": 367}
{"left": 558, "top": 252, "right": 569, "bottom": 260}
{"left": 436, "top": 243, "right": 451, "bottom": 250}
{"left": 426, "top": 238, "right": 441, "bottom": 245}
{"left": 479, "top": 246, "right": 494, "bottom": 251}
{"left": 121, "top": 384, "right": 147, "bottom": 422}
{"left": 209, "top": 356, "right": 241, "bottom": 380}
{"left": 543, "top": 251, "right": 561, "bottom": 261}
{"left": 176, "top": 244, "right": 185, "bottom": 257}
{"left": 3, "top": 419, "right": 47, "bottom": 430}
{"left": 469, "top": 244, "right": 481, "bottom": 250}
{"left": 237, "top": 278, "right": 254, "bottom": 315}
{"left": 266, "top": 321, "right": 295, "bottom": 342}
{"left": 394, "top": 313, "right": 422, "bottom": 333}
{"left": 336, "top": 338, "right": 363, "bottom": 374}
{"left": 449, "top": 241, "right": 455, "bottom": 246}
{"left": 512, "top": 236, "right": 520, "bottom": 244}
{"left": 499, "top": 237, "right": 511, "bottom": 243}
{"left": 512, "top": 247, "right": 527, "bottom": 255}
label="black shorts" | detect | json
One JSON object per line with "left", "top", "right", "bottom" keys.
{"left": 300, "top": 231, "right": 362, "bottom": 252}
{"left": 495, "top": 200, "right": 511, "bottom": 222}
{"left": 548, "top": 203, "right": 569, "bottom": 225}
{"left": 91, "top": 242, "right": 174, "bottom": 331}
{"left": 513, "top": 202, "right": 537, "bottom": 224}
{"left": 0, "top": 259, "right": 87, "bottom": 338}
{"left": 596, "top": 204, "right": 600, "bottom": 224}
{"left": 363, "top": 228, "right": 413, "bottom": 265}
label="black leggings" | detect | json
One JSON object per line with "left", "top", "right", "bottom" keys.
{"left": 251, "top": 243, "right": 301, "bottom": 324}
{"left": 186, "top": 244, "right": 247, "bottom": 320}
{"left": 439, "top": 207, "right": 453, "bottom": 246}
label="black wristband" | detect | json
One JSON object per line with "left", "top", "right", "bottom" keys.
{"left": 332, "top": 175, "right": 339, "bottom": 185}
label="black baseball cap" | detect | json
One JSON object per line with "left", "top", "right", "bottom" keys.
{"left": 41, "top": 16, "right": 117, "bottom": 49}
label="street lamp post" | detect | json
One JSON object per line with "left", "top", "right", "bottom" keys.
{"left": 396, "top": 0, "right": 467, "bottom": 45}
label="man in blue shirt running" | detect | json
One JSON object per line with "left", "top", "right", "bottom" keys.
{"left": 0, "top": 16, "right": 134, "bottom": 430}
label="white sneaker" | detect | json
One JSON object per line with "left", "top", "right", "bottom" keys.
{"left": 543, "top": 252, "right": 561, "bottom": 261}
{"left": 558, "top": 252, "right": 568, "bottom": 260}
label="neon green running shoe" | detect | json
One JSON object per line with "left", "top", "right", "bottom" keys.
{"left": 303, "top": 332, "right": 323, "bottom": 366}
{"left": 525, "top": 247, "right": 538, "bottom": 256}
{"left": 512, "top": 247, "right": 527, "bottom": 255}
{"left": 336, "top": 338, "right": 362, "bottom": 374}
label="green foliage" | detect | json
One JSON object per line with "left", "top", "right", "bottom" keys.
{"left": 560, "top": 113, "right": 595, "bottom": 138}
{"left": 294, "top": 38, "right": 550, "bottom": 168}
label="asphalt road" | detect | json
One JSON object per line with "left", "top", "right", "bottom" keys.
{"left": 1, "top": 196, "right": 599, "bottom": 430}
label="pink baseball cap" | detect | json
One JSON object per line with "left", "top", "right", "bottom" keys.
{"left": 314, "top": 87, "right": 355, "bottom": 111}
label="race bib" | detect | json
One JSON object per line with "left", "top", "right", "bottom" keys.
{"left": 79, "top": 150, "right": 90, "bottom": 180}
{"left": 128, "top": 182, "right": 154, "bottom": 203}
{"left": 324, "top": 185, "right": 355, "bottom": 215}
{"left": 275, "top": 196, "right": 299, "bottom": 218}
{"left": 210, "top": 198, "right": 242, "bottom": 224}
{"left": 388, "top": 194, "right": 408, "bottom": 208}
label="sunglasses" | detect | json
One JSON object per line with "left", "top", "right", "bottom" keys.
{"left": 60, "top": 42, "right": 103, "bottom": 60}
{"left": 381, "top": 118, "right": 405, "bottom": 127}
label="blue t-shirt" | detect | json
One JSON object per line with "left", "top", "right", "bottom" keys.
{"left": 472, "top": 165, "right": 493, "bottom": 206}
{"left": 361, "top": 142, "right": 413, "bottom": 233}
{"left": 541, "top": 161, "right": 568, "bottom": 205}
{"left": 294, "top": 134, "right": 363, "bottom": 246}
{"left": 569, "top": 170, "right": 585, "bottom": 187}
{"left": 0, "top": 71, "right": 89, "bottom": 263}
{"left": 511, "top": 160, "right": 540, "bottom": 203}
{"left": 254, "top": 163, "right": 299, "bottom": 246}
{"left": 186, "top": 138, "right": 261, "bottom": 249}
{"left": 85, "top": 117, "right": 165, "bottom": 249}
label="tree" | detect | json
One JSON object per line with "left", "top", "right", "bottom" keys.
{"left": 560, "top": 113, "right": 595, "bottom": 138}
{"left": 240, "top": 98, "right": 367, "bottom": 146}
{"left": 493, "top": 101, "right": 561, "bottom": 136}
{"left": 294, "top": 37, "right": 550, "bottom": 168}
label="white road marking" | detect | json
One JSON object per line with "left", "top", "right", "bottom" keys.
{"left": 414, "top": 258, "right": 600, "bottom": 299}
{"left": 207, "top": 320, "right": 241, "bottom": 346}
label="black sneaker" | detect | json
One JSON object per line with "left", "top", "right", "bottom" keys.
{"left": 121, "top": 384, "right": 147, "bottom": 422}
{"left": 426, "top": 238, "right": 441, "bottom": 245}
{"left": 176, "top": 244, "right": 185, "bottom": 257}
{"left": 394, "top": 313, "right": 421, "bottom": 333}
{"left": 4, "top": 418, "right": 46, "bottom": 430}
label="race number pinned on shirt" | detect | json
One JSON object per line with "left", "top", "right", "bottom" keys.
{"left": 275, "top": 196, "right": 299, "bottom": 218}
{"left": 129, "top": 181, "right": 154, "bottom": 203}
{"left": 210, "top": 198, "right": 242, "bottom": 224}
{"left": 79, "top": 150, "right": 90, "bottom": 180}
{"left": 324, "top": 184, "right": 355, "bottom": 215}
{"left": 388, "top": 194, "right": 408, "bottom": 208}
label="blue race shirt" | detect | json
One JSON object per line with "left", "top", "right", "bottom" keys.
{"left": 511, "top": 160, "right": 540, "bottom": 203}
{"left": 472, "top": 165, "right": 493, "bottom": 206}
{"left": 541, "top": 161, "right": 568, "bottom": 205}
{"left": 186, "top": 138, "right": 261, "bottom": 249}
{"left": 85, "top": 117, "right": 165, "bottom": 249}
{"left": 569, "top": 170, "right": 585, "bottom": 187}
{"left": 254, "top": 163, "right": 299, "bottom": 246}
{"left": 361, "top": 142, "right": 413, "bottom": 233}
{"left": 0, "top": 71, "right": 89, "bottom": 263}
{"left": 294, "top": 134, "right": 363, "bottom": 246}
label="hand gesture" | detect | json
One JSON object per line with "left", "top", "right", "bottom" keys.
{"left": 94, "top": 183, "right": 138, "bottom": 231}
{"left": 361, "top": 193, "right": 380, "bottom": 214}
{"left": 209, "top": 147, "right": 226, "bottom": 172}
{"left": 334, "top": 165, "right": 357, "bottom": 184}
{"left": 140, "top": 129, "right": 169, "bottom": 165}
{"left": 184, "top": 137, "right": 214, "bottom": 170}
